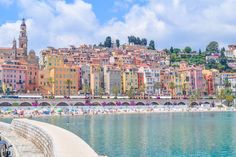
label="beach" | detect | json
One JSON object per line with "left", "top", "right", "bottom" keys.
{"left": 0, "top": 105, "right": 235, "bottom": 119}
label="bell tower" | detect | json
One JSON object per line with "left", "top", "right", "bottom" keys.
{"left": 19, "top": 18, "right": 28, "bottom": 56}
{"left": 12, "top": 38, "right": 17, "bottom": 59}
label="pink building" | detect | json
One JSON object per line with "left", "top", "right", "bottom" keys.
{"left": 25, "top": 64, "right": 39, "bottom": 92}
{"left": 0, "top": 60, "right": 27, "bottom": 92}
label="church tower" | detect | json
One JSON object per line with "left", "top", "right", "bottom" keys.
{"left": 12, "top": 38, "right": 17, "bottom": 59}
{"left": 19, "top": 18, "right": 28, "bottom": 56}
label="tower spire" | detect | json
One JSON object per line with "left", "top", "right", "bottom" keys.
{"left": 19, "top": 18, "right": 28, "bottom": 56}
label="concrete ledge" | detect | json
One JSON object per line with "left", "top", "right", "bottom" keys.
{"left": 12, "top": 119, "right": 100, "bottom": 157}
{"left": 0, "top": 122, "right": 18, "bottom": 157}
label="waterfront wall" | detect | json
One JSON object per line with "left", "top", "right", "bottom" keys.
{"left": 11, "top": 119, "right": 101, "bottom": 157}
{"left": 11, "top": 119, "right": 53, "bottom": 157}
{"left": 0, "top": 122, "right": 18, "bottom": 157}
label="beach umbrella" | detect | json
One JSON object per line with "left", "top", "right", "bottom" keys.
{"left": 56, "top": 108, "right": 63, "bottom": 113}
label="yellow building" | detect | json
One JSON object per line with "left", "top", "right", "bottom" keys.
{"left": 122, "top": 67, "right": 138, "bottom": 94}
{"left": 90, "top": 64, "right": 103, "bottom": 95}
{"left": 39, "top": 54, "right": 79, "bottom": 96}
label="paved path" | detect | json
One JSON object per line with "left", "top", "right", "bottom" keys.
{"left": 14, "top": 119, "right": 99, "bottom": 157}
{"left": 0, "top": 122, "right": 44, "bottom": 157}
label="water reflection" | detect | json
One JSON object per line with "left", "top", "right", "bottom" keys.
{"left": 2, "top": 112, "right": 236, "bottom": 157}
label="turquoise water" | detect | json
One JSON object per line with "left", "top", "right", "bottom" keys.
{"left": 2, "top": 112, "right": 236, "bottom": 156}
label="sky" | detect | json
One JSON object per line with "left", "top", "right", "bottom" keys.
{"left": 0, "top": 0, "right": 236, "bottom": 53}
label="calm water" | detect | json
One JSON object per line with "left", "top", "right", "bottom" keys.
{"left": 2, "top": 112, "right": 236, "bottom": 157}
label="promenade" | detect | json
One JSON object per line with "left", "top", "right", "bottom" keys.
{"left": 0, "top": 119, "right": 103, "bottom": 157}
{"left": 0, "top": 122, "right": 44, "bottom": 157}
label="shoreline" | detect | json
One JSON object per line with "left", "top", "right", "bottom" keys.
{"left": 0, "top": 106, "right": 235, "bottom": 119}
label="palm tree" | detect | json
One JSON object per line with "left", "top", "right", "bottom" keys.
{"left": 225, "top": 95, "right": 234, "bottom": 107}
{"left": 217, "top": 89, "right": 226, "bottom": 105}
{"left": 98, "top": 87, "right": 104, "bottom": 98}
{"left": 47, "top": 77, "right": 55, "bottom": 97}
{"left": 154, "top": 82, "right": 162, "bottom": 95}
{"left": 82, "top": 84, "right": 90, "bottom": 95}
{"left": 65, "top": 79, "right": 72, "bottom": 97}
{"left": 182, "top": 83, "right": 188, "bottom": 97}
{"left": 112, "top": 85, "right": 119, "bottom": 99}
{"left": 224, "top": 78, "right": 231, "bottom": 88}
{"left": 127, "top": 88, "right": 134, "bottom": 99}
{"left": 168, "top": 82, "right": 175, "bottom": 97}
{"left": 138, "top": 84, "right": 145, "bottom": 95}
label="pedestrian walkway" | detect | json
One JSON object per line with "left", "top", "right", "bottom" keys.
{"left": 0, "top": 122, "right": 44, "bottom": 157}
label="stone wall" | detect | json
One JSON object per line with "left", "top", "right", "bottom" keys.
{"left": 11, "top": 119, "right": 100, "bottom": 157}
{"left": 11, "top": 119, "right": 53, "bottom": 157}
{"left": 0, "top": 122, "right": 19, "bottom": 157}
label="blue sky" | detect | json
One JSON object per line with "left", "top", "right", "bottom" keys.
{"left": 0, "top": 0, "right": 236, "bottom": 52}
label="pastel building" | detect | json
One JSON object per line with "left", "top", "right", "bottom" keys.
{"left": 39, "top": 54, "right": 79, "bottom": 96}
{"left": 90, "top": 64, "right": 103, "bottom": 95}
{"left": 80, "top": 64, "right": 90, "bottom": 90}
{"left": 138, "top": 66, "right": 160, "bottom": 95}
{"left": 122, "top": 67, "right": 138, "bottom": 94}
{"left": 178, "top": 62, "right": 204, "bottom": 95}
{"left": 104, "top": 65, "right": 122, "bottom": 95}
{"left": 228, "top": 76, "right": 236, "bottom": 94}
{"left": 0, "top": 60, "right": 27, "bottom": 92}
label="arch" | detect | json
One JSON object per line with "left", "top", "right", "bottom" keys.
{"left": 122, "top": 102, "right": 130, "bottom": 106}
{"left": 190, "top": 102, "right": 199, "bottom": 107}
{"left": 0, "top": 102, "right": 12, "bottom": 106}
{"left": 107, "top": 102, "right": 116, "bottom": 106}
{"left": 40, "top": 102, "right": 51, "bottom": 106}
{"left": 20, "top": 102, "right": 31, "bottom": 106}
{"left": 164, "top": 102, "right": 173, "bottom": 106}
{"left": 91, "top": 102, "right": 101, "bottom": 106}
{"left": 151, "top": 102, "right": 159, "bottom": 105}
{"left": 178, "top": 102, "right": 186, "bottom": 106}
{"left": 57, "top": 102, "right": 69, "bottom": 106}
{"left": 136, "top": 102, "right": 145, "bottom": 106}
{"left": 74, "top": 102, "right": 85, "bottom": 106}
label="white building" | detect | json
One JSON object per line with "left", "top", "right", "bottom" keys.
{"left": 138, "top": 67, "right": 160, "bottom": 95}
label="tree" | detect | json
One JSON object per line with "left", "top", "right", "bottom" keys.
{"left": 136, "top": 37, "right": 141, "bottom": 45}
{"left": 127, "top": 88, "right": 135, "bottom": 99}
{"left": 173, "top": 48, "right": 181, "bottom": 54}
{"left": 98, "top": 87, "right": 104, "bottom": 98}
{"left": 217, "top": 89, "right": 226, "bottom": 105}
{"left": 141, "top": 38, "right": 147, "bottom": 46}
{"left": 206, "top": 41, "right": 219, "bottom": 53}
{"left": 138, "top": 84, "right": 146, "bottom": 95}
{"left": 47, "top": 77, "right": 55, "bottom": 97}
{"left": 169, "top": 82, "right": 175, "bottom": 97}
{"left": 199, "top": 49, "right": 202, "bottom": 54}
{"left": 65, "top": 79, "right": 72, "bottom": 97}
{"left": 225, "top": 95, "right": 234, "bottom": 106}
{"left": 170, "top": 47, "right": 174, "bottom": 53}
{"left": 82, "top": 84, "right": 90, "bottom": 94}
{"left": 112, "top": 85, "right": 119, "bottom": 99}
{"left": 182, "top": 83, "right": 188, "bottom": 96}
{"left": 116, "top": 39, "right": 120, "bottom": 48}
{"left": 104, "top": 36, "right": 112, "bottom": 48}
{"left": 224, "top": 78, "right": 231, "bottom": 88}
{"left": 148, "top": 40, "right": 155, "bottom": 50}
{"left": 184, "top": 46, "right": 192, "bottom": 53}
{"left": 98, "top": 42, "right": 104, "bottom": 47}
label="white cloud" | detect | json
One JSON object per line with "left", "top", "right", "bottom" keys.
{"left": 100, "top": 3, "right": 168, "bottom": 43}
{"left": 0, "top": 0, "right": 13, "bottom": 6}
{"left": 0, "top": 0, "right": 236, "bottom": 52}
{"left": 0, "top": 21, "right": 20, "bottom": 47}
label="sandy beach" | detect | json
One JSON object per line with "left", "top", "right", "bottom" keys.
{"left": 0, "top": 105, "right": 235, "bottom": 119}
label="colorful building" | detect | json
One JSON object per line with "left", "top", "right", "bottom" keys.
{"left": 122, "top": 67, "right": 138, "bottom": 94}
{"left": 104, "top": 65, "right": 122, "bottom": 95}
